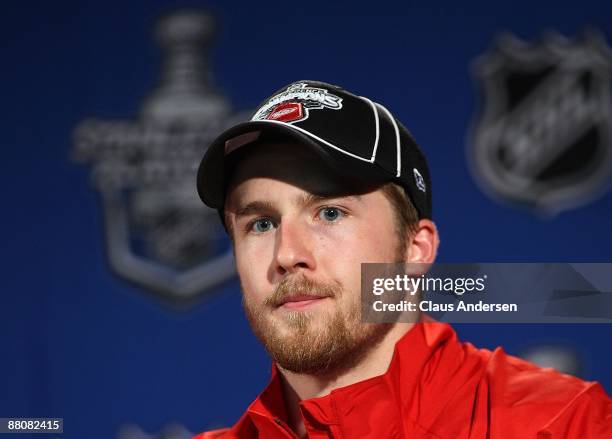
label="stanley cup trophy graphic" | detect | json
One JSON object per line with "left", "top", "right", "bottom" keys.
{"left": 73, "top": 10, "right": 249, "bottom": 303}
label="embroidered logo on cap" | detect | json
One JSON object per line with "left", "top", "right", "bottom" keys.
{"left": 266, "top": 102, "right": 304, "bottom": 123}
{"left": 414, "top": 168, "right": 426, "bottom": 192}
{"left": 252, "top": 82, "right": 343, "bottom": 124}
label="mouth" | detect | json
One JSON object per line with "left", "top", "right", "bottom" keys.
{"left": 278, "top": 294, "right": 331, "bottom": 310}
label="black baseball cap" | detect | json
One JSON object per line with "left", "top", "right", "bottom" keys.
{"left": 197, "top": 80, "right": 432, "bottom": 219}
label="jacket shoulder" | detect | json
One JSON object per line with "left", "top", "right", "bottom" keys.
{"left": 480, "top": 346, "right": 612, "bottom": 437}
{"left": 537, "top": 382, "right": 612, "bottom": 438}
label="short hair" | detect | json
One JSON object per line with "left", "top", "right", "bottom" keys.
{"left": 380, "top": 183, "right": 420, "bottom": 257}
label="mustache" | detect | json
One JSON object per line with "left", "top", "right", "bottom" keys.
{"left": 264, "top": 275, "right": 341, "bottom": 307}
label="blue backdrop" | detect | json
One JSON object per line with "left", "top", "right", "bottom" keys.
{"left": 2, "top": 1, "right": 612, "bottom": 438}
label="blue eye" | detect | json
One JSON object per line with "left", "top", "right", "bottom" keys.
{"left": 251, "top": 218, "right": 275, "bottom": 233}
{"left": 318, "top": 207, "right": 344, "bottom": 223}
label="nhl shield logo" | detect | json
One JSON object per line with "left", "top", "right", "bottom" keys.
{"left": 469, "top": 31, "right": 612, "bottom": 214}
{"left": 73, "top": 10, "right": 251, "bottom": 303}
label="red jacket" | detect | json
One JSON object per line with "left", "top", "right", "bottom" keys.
{"left": 194, "top": 321, "right": 612, "bottom": 438}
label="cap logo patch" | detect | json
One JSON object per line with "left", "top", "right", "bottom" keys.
{"left": 252, "top": 82, "right": 343, "bottom": 124}
{"left": 266, "top": 102, "right": 304, "bottom": 123}
{"left": 414, "top": 168, "right": 426, "bottom": 192}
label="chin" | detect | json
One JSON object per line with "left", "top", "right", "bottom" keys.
{"left": 276, "top": 310, "right": 333, "bottom": 332}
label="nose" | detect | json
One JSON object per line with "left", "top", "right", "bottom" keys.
{"left": 273, "top": 219, "right": 316, "bottom": 276}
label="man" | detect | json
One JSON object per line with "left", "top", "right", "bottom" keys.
{"left": 194, "top": 80, "right": 612, "bottom": 438}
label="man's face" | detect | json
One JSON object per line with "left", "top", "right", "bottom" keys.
{"left": 225, "top": 141, "right": 406, "bottom": 375}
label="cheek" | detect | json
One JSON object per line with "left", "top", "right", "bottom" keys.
{"left": 313, "top": 212, "right": 398, "bottom": 268}
{"left": 234, "top": 239, "right": 274, "bottom": 303}
{"left": 339, "top": 220, "right": 398, "bottom": 262}
{"left": 312, "top": 225, "right": 387, "bottom": 290}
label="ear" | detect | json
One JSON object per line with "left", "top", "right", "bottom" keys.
{"left": 406, "top": 219, "right": 439, "bottom": 264}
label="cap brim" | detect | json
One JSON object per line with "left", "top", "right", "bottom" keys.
{"left": 197, "top": 120, "right": 391, "bottom": 209}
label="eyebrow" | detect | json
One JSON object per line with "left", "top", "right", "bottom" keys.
{"left": 234, "top": 193, "right": 363, "bottom": 218}
{"left": 235, "top": 200, "right": 277, "bottom": 218}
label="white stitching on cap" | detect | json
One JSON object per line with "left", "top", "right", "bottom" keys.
{"left": 377, "top": 103, "right": 401, "bottom": 177}
{"left": 253, "top": 119, "right": 376, "bottom": 163}
{"left": 359, "top": 96, "right": 380, "bottom": 161}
